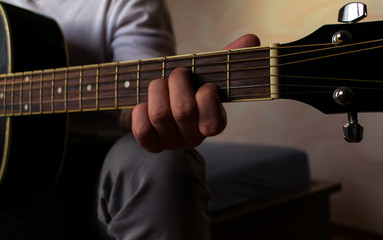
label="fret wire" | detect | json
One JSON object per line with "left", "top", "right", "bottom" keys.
{"left": 29, "top": 72, "right": 32, "bottom": 114}
{"left": 226, "top": 50, "right": 231, "bottom": 100}
{"left": 192, "top": 53, "right": 196, "bottom": 74}
{"left": 137, "top": 60, "right": 141, "bottom": 104}
{"left": 115, "top": 63, "right": 119, "bottom": 108}
{"left": 51, "top": 70, "right": 55, "bottom": 112}
{"left": 64, "top": 69, "right": 68, "bottom": 111}
{"left": 191, "top": 53, "right": 196, "bottom": 84}
{"left": 79, "top": 67, "right": 83, "bottom": 111}
{"left": 40, "top": 71, "right": 43, "bottom": 113}
{"left": 162, "top": 57, "right": 166, "bottom": 79}
{"left": 20, "top": 73, "right": 23, "bottom": 114}
{"left": 11, "top": 75, "right": 14, "bottom": 115}
{"left": 3, "top": 75, "right": 6, "bottom": 115}
{"left": 96, "top": 64, "right": 99, "bottom": 110}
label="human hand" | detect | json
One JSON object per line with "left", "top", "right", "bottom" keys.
{"left": 128, "top": 34, "right": 260, "bottom": 152}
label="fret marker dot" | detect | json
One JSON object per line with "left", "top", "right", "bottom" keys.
{"left": 25, "top": 76, "right": 30, "bottom": 82}
{"left": 24, "top": 104, "right": 29, "bottom": 111}
{"left": 124, "top": 81, "right": 130, "bottom": 88}
{"left": 57, "top": 87, "right": 62, "bottom": 94}
{"left": 0, "top": 93, "right": 3, "bottom": 99}
{"left": 87, "top": 84, "right": 92, "bottom": 91}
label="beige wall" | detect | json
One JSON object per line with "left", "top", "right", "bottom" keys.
{"left": 166, "top": 0, "right": 383, "bottom": 235}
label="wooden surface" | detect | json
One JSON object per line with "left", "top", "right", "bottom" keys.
{"left": 211, "top": 180, "right": 341, "bottom": 240}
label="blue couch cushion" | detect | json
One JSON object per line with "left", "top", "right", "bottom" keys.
{"left": 197, "top": 142, "right": 311, "bottom": 215}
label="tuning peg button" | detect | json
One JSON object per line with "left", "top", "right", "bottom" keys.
{"left": 338, "top": 2, "right": 367, "bottom": 23}
{"left": 343, "top": 112, "right": 363, "bottom": 143}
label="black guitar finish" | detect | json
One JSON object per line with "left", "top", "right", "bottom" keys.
{"left": 0, "top": 3, "right": 68, "bottom": 195}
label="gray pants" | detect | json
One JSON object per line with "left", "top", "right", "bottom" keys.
{"left": 1, "top": 133, "right": 309, "bottom": 240}
{"left": 98, "top": 134, "right": 211, "bottom": 240}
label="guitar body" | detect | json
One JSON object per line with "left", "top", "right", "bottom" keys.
{"left": 0, "top": 3, "right": 68, "bottom": 195}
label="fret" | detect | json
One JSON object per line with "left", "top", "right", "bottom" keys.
{"left": 29, "top": 73, "right": 32, "bottom": 114}
{"left": 4, "top": 75, "right": 11, "bottom": 115}
{"left": 10, "top": 74, "right": 14, "bottom": 115}
{"left": 21, "top": 72, "right": 31, "bottom": 115}
{"left": 30, "top": 71, "right": 42, "bottom": 114}
{"left": 162, "top": 57, "right": 166, "bottom": 79}
{"left": 51, "top": 71, "right": 55, "bottom": 112}
{"left": 96, "top": 65, "right": 99, "bottom": 110}
{"left": 226, "top": 50, "right": 231, "bottom": 100}
{"left": 19, "top": 73, "right": 23, "bottom": 114}
{"left": 79, "top": 67, "right": 83, "bottom": 111}
{"left": 82, "top": 65, "right": 98, "bottom": 111}
{"left": 4, "top": 75, "right": 10, "bottom": 115}
{"left": 12, "top": 73, "right": 22, "bottom": 115}
{"left": 0, "top": 76, "right": 5, "bottom": 115}
{"left": 39, "top": 71, "right": 43, "bottom": 113}
{"left": 42, "top": 70, "right": 54, "bottom": 113}
{"left": 67, "top": 67, "right": 81, "bottom": 111}
{"left": 64, "top": 69, "right": 68, "bottom": 111}
{"left": 194, "top": 52, "right": 227, "bottom": 100}
{"left": 115, "top": 63, "right": 119, "bottom": 108}
{"left": 98, "top": 63, "right": 116, "bottom": 110}
{"left": 117, "top": 62, "right": 137, "bottom": 108}
{"left": 54, "top": 69, "right": 66, "bottom": 112}
{"left": 139, "top": 59, "right": 163, "bottom": 103}
{"left": 229, "top": 48, "right": 271, "bottom": 101}
{"left": 23, "top": 72, "right": 33, "bottom": 115}
{"left": 136, "top": 60, "right": 140, "bottom": 104}
{"left": 166, "top": 54, "right": 193, "bottom": 73}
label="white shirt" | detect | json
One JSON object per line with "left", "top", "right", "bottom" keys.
{"left": 1, "top": 0, "right": 176, "bottom": 144}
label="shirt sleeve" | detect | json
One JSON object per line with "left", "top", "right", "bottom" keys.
{"left": 105, "top": 0, "right": 177, "bottom": 130}
{"left": 106, "top": 0, "right": 176, "bottom": 62}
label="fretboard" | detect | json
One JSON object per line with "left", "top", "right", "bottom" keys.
{"left": 0, "top": 44, "right": 279, "bottom": 117}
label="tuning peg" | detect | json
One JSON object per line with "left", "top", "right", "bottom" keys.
{"left": 338, "top": 2, "right": 367, "bottom": 23}
{"left": 343, "top": 112, "right": 363, "bottom": 143}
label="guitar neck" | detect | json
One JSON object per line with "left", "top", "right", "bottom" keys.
{"left": 0, "top": 44, "right": 279, "bottom": 116}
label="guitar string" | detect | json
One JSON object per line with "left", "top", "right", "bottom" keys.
{"left": 3, "top": 77, "right": 383, "bottom": 109}
{"left": 1, "top": 40, "right": 383, "bottom": 112}
{"left": 2, "top": 79, "right": 383, "bottom": 113}
{"left": 1, "top": 37, "right": 383, "bottom": 85}
{"left": 0, "top": 37, "right": 382, "bottom": 90}
{"left": 4, "top": 68, "right": 383, "bottom": 103}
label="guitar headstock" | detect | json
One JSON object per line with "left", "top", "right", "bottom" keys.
{"left": 277, "top": 2, "right": 383, "bottom": 142}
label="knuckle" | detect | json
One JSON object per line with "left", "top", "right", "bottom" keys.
{"left": 149, "top": 107, "right": 172, "bottom": 125}
{"left": 172, "top": 104, "right": 195, "bottom": 122}
{"left": 132, "top": 124, "right": 152, "bottom": 141}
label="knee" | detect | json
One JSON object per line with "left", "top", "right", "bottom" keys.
{"left": 99, "top": 134, "right": 206, "bottom": 194}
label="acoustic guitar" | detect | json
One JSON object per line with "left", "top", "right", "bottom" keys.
{"left": 0, "top": 2, "right": 382, "bottom": 194}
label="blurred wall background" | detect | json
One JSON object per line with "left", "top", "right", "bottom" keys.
{"left": 165, "top": 0, "right": 383, "bottom": 235}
